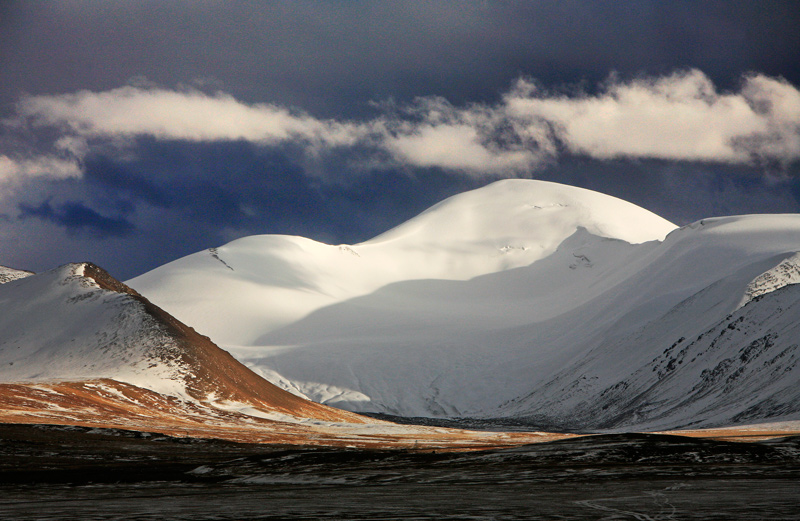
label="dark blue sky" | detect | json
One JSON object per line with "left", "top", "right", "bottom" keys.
{"left": 1, "top": 1, "right": 799, "bottom": 280}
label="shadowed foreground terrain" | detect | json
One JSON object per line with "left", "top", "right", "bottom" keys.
{"left": 2, "top": 424, "right": 799, "bottom": 520}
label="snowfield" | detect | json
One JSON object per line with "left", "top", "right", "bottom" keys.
{"left": 127, "top": 179, "right": 800, "bottom": 430}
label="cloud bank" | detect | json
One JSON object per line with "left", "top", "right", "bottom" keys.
{"left": 2, "top": 69, "right": 799, "bottom": 280}
{"left": 7, "top": 69, "right": 800, "bottom": 181}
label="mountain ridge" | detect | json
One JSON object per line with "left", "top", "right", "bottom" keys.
{"left": 0, "top": 261, "right": 363, "bottom": 421}
{"left": 4, "top": 180, "right": 798, "bottom": 433}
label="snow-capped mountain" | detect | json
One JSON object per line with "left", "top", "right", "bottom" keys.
{"left": 0, "top": 262, "right": 558, "bottom": 448}
{"left": 128, "top": 180, "right": 800, "bottom": 430}
{"left": 128, "top": 180, "right": 675, "bottom": 345}
{"left": 0, "top": 262, "right": 360, "bottom": 421}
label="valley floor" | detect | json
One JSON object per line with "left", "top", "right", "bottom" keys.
{"left": 2, "top": 424, "right": 800, "bottom": 520}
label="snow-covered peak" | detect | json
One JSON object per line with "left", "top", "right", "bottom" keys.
{"left": 128, "top": 180, "right": 677, "bottom": 344}
{"left": 0, "top": 265, "right": 34, "bottom": 284}
{"left": 367, "top": 179, "right": 676, "bottom": 247}
{"left": 0, "top": 262, "right": 188, "bottom": 395}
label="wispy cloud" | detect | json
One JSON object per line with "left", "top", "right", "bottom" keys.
{"left": 0, "top": 155, "right": 82, "bottom": 181}
{"left": 8, "top": 70, "right": 800, "bottom": 179}
{"left": 17, "top": 86, "right": 365, "bottom": 147}
{"left": 385, "top": 123, "right": 537, "bottom": 172}
{"left": 377, "top": 96, "right": 549, "bottom": 173}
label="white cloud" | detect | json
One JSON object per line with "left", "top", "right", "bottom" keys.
{"left": 381, "top": 70, "right": 800, "bottom": 171}
{"left": 9, "top": 70, "right": 800, "bottom": 178}
{"left": 504, "top": 70, "right": 800, "bottom": 164}
{"left": 385, "top": 124, "right": 536, "bottom": 172}
{"left": 18, "top": 86, "right": 365, "bottom": 147}
{"left": 0, "top": 155, "right": 83, "bottom": 212}
{"left": 54, "top": 136, "right": 89, "bottom": 157}
{"left": 377, "top": 96, "right": 553, "bottom": 174}
{"left": 738, "top": 74, "right": 800, "bottom": 161}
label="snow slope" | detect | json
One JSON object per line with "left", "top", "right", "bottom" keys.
{"left": 128, "top": 180, "right": 800, "bottom": 430}
{"left": 0, "top": 263, "right": 185, "bottom": 393}
{"left": 129, "top": 179, "right": 675, "bottom": 345}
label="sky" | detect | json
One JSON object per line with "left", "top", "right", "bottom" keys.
{"left": 1, "top": 1, "right": 799, "bottom": 280}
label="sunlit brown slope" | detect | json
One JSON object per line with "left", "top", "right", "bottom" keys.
{"left": 0, "top": 379, "right": 571, "bottom": 449}
{"left": 0, "top": 262, "right": 567, "bottom": 449}
{"left": 81, "top": 262, "right": 365, "bottom": 422}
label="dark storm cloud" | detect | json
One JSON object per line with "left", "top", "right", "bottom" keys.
{"left": 1, "top": 1, "right": 799, "bottom": 280}
{"left": 83, "top": 140, "right": 477, "bottom": 246}
{"left": 18, "top": 199, "right": 135, "bottom": 238}
{"left": 84, "top": 154, "right": 173, "bottom": 209}
{"left": 1, "top": 1, "right": 798, "bottom": 117}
